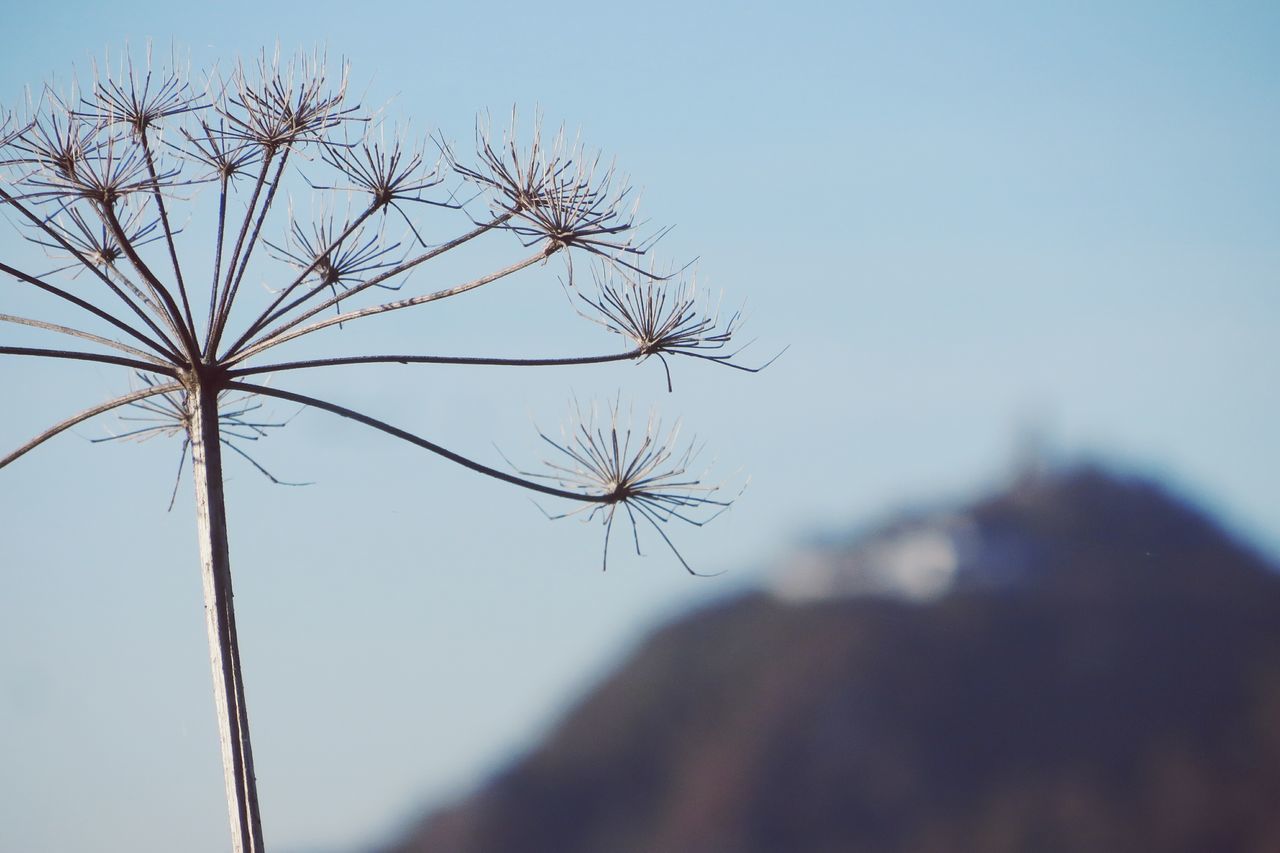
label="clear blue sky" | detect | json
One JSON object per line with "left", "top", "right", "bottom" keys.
{"left": 2, "top": 2, "right": 1277, "bottom": 852}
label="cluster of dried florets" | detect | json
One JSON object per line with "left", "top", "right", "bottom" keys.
{"left": 1, "top": 46, "right": 765, "bottom": 571}
{"left": 446, "top": 112, "right": 664, "bottom": 272}
{"left": 579, "top": 265, "right": 779, "bottom": 392}
{"left": 529, "top": 401, "right": 735, "bottom": 574}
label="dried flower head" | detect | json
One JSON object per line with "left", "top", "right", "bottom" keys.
{"left": 448, "top": 112, "right": 664, "bottom": 274}
{"left": 316, "top": 127, "right": 450, "bottom": 245}
{"left": 265, "top": 211, "right": 404, "bottom": 315}
{"left": 216, "top": 49, "right": 359, "bottom": 151}
{"left": 173, "top": 117, "right": 262, "bottom": 182}
{"left": 29, "top": 201, "right": 163, "bottom": 275}
{"left": 79, "top": 46, "right": 203, "bottom": 137}
{"left": 3, "top": 91, "right": 96, "bottom": 175}
{"left": 6, "top": 92, "right": 180, "bottom": 206}
{"left": 528, "top": 402, "right": 732, "bottom": 575}
{"left": 576, "top": 265, "right": 783, "bottom": 391}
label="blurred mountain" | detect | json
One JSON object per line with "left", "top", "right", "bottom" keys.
{"left": 381, "top": 466, "right": 1280, "bottom": 853}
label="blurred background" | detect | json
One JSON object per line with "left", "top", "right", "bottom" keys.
{"left": 0, "top": 2, "right": 1277, "bottom": 852}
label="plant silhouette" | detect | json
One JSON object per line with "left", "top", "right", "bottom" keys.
{"left": 0, "top": 47, "right": 761, "bottom": 852}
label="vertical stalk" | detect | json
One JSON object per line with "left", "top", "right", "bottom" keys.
{"left": 189, "top": 378, "right": 266, "bottom": 853}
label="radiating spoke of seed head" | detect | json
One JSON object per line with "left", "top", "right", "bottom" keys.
{"left": 172, "top": 117, "right": 262, "bottom": 182}
{"left": 0, "top": 109, "right": 29, "bottom": 149}
{"left": 446, "top": 110, "right": 665, "bottom": 275}
{"left": 264, "top": 208, "right": 406, "bottom": 316}
{"left": 0, "top": 380, "right": 185, "bottom": 470}
{"left": 171, "top": 115, "right": 261, "bottom": 181}
{"left": 76, "top": 45, "right": 205, "bottom": 138}
{"left": 215, "top": 48, "right": 360, "bottom": 152}
{"left": 519, "top": 400, "right": 732, "bottom": 575}
{"left": 92, "top": 373, "right": 192, "bottom": 444}
{"left": 316, "top": 126, "right": 452, "bottom": 245}
{"left": 91, "top": 374, "right": 308, "bottom": 506}
{"left": 2, "top": 89, "right": 99, "bottom": 178}
{"left": 29, "top": 199, "right": 164, "bottom": 277}
{"left": 576, "top": 265, "right": 776, "bottom": 391}
{"left": 0, "top": 316, "right": 171, "bottom": 364}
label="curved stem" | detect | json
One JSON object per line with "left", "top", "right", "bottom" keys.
{"left": 226, "top": 380, "right": 606, "bottom": 504}
{"left": 0, "top": 381, "right": 184, "bottom": 469}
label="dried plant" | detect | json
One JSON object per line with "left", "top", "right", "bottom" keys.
{"left": 577, "top": 265, "right": 779, "bottom": 391}
{"left": 526, "top": 400, "right": 734, "bottom": 575}
{"left": 0, "top": 47, "right": 761, "bottom": 853}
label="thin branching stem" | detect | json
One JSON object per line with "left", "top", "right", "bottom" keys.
{"left": 0, "top": 260, "right": 182, "bottom": 360}
{"left": 210, "top": 148, "right": 291, "bottom": 354}
{"left": 228, "top": 199, "right": 379, "bottom": 347}
{"left": 226, "top": 380, "right": 609, "bottom": 504}
{"left": 204, "top": 175, "right": 230, "bottom": 355}
{"left": 103, "top": 264, "right": 170, "bottom": 325}
{"left": 226, "top": 348, "right": 643, "bottom": 377}
{"left": 227, "top": 239, "right": 552, "bottom": 364}
{"left": 0, "top": 187, "right": 184, "bottom": 357}
{"left": 139, "top": 132, "right": 197, "bottom": 336}
{"left": 210, "top": 153, "right": 274, "bottom": 349}
{"left": 99, "top": 202, "right": 201, "bottom": 362}
{"left": 223, "top": 211, "right": 514, "bottom": 360}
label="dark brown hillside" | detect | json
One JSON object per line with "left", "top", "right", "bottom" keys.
{"left": 384, "top": 468, "right": 1280, "bottom": 853}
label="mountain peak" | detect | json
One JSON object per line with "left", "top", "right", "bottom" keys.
{"left": 384, "top": 465, "right": 1280, "bottom": 853}
{"left": 771, "top": 465, "right": 1274, "bottom": 603}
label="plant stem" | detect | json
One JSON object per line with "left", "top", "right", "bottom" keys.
{"left": 189, "top": 379, "right": 265, "bottom": 853}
